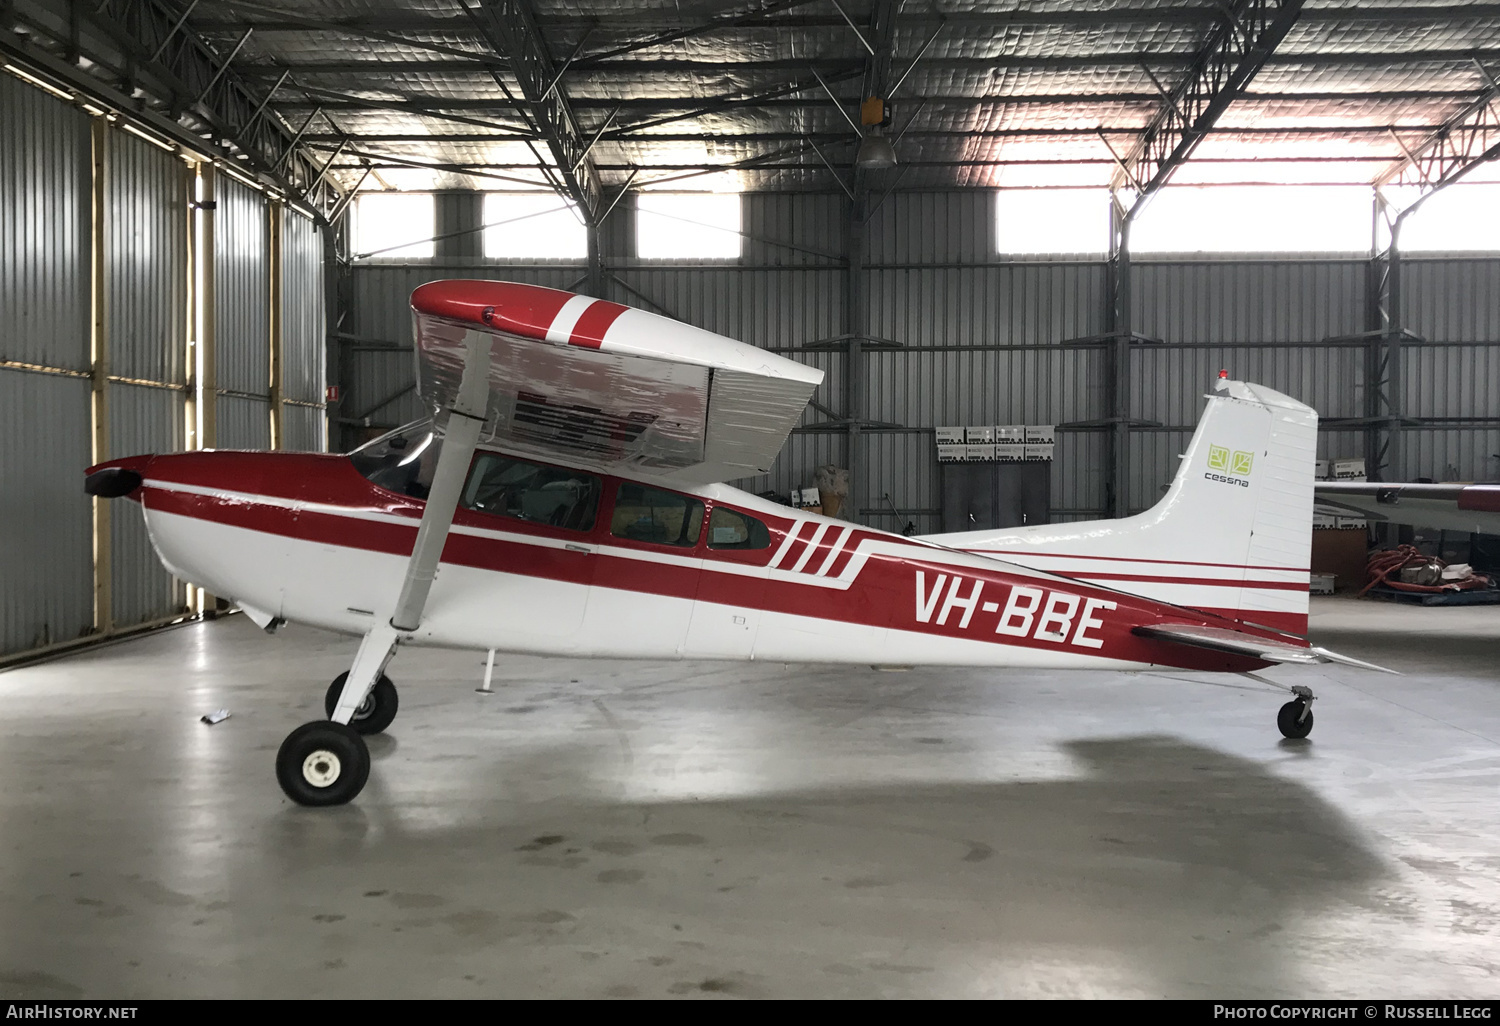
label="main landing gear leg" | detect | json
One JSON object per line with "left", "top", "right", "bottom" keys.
{"left": 274, "top": 331, "right": 492, "bottom": 808}
{"left": 276, "top": 623, "right": 399, "bottom": 806}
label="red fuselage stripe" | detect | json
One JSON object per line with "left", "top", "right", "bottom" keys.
{"left": 963, "top": 548, "right": 1309, "bottom": 573}
{"left": 140, "top": 480, "right": 1300, "bottom": 672}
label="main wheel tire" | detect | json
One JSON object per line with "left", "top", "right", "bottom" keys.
{"left": 324, "top": 672, "right": 398, "bottom": 735}
{"left": 276, "top": 721, "right": 370, "bottom": 806}
{"left": 1277, "top": 699, "right": 1314, "bottom": 739}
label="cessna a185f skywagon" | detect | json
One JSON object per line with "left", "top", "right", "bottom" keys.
{"left": 85, "top": 280, "right": 1388, "bottom": 806}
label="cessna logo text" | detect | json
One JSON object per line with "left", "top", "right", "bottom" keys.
{"left": 1206, "top": 444, "right": 1254, "bottom": 488}
{"left": 914, "top": 571, "right": 1116, "bottom": 648}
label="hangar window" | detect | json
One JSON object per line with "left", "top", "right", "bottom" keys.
{"left": 637, "top": 193, "right": 742, "bottom": 259}
{"left": 611, "top": 483, "right": 705, "bottom": 547}
{"left": 462, "top": 453, "right": 601, "bottom": 532}
{"left": 1130, "top": 186, "right": 1370, "bottom": 252}
{"left": 995, "top": 188, "right": 1110, "bottom": 255}
{"left": 353, "top": 193, "right": 435, "bottom": 260}
{"left": 707, "top": 507, "right": 770, "bottom": 550}
{"left": 1398, "top": 184, "right": 1500, "bottom": 251}
{"left": 484, "top": 192, "right": 588, "bottom": 259}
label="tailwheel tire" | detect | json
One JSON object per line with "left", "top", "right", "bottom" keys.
{"left": 324, "top": 672, "right": 398, "bottom": 735}
{"left": 1277, "top": 699, "right": 1314, "bottom": 740}
{"left": 276, "top": 721, "right": 370, "bottom": 806}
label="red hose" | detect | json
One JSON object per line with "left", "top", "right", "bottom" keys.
{"left": 1358, "top": 543, "right": 1491, "bottom": 597}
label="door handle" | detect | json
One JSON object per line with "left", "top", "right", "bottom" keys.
{"left": 565, "top": 543, "right": 593, "bottom": 553}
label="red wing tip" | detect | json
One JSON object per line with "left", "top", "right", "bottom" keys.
{"left": 411, "top": 280, "right": 575, "bottom": 322}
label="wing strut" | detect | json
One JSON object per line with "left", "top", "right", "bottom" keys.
{"left": 329, "top": 333, "right": 493, "bottom": 724}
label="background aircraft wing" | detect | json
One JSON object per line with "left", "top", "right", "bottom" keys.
{"left": 1134, "top": 623, "right": 1397, "bottom": 673}
{"left": 410, "top": 280, "right": 824, "bottom": 483}
{"left": 1315, "top": 481, "right": 1500, "bottom": 535}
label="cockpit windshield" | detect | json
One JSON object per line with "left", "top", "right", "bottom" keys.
{"left": 348, "top": 420, "right": 443, "bottom": 499}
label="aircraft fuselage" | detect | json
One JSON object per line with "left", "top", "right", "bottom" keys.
{"left": 100, "top": 446, "right": 1279, "bottom": 674}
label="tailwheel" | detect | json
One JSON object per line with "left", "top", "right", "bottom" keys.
{"left": 1277, "top": 698, "right": 1314, "bottom": 740}
{"left": 324, "top": 672, "right": 398, "bottom": 735}
{"left": 276, "top": 721, "right": 370, "bottom": 806}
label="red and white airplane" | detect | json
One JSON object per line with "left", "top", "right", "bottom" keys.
{"left": 85, "top": 280, "right": 1388, "bottom": 806}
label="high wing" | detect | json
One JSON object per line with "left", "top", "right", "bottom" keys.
{"left": 410, "top": 280, "right": 824, "bottom": 483}
{"left": 1315, "top": 481, "right": 1500, "bottom": 535}
{"left": 1134, "top": 623, "right": 1398, "bottom": 673}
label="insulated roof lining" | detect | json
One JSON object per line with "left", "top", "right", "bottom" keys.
{"left": 165, "top": 0, "right": 1500, "bottom": 192}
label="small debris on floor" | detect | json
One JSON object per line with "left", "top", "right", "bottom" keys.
{"left": 200, "top": 709, "right": 231, "bottom": 725}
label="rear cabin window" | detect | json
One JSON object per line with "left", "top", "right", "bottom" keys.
{"left": 462, "top": 453, "right": 601, "bottom": 532}
{"left": 707, "top": 507, "right": 770, "bottom": 549}
{"left": 610, "top": 483, "right": 704, "bottom": 547}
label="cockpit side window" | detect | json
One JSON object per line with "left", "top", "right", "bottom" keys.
{"left": 707, "top": 507, "right": 770, "bottom": 550}
{"left": 348, "top": 421, "right": 442, "bottom": 499}
{"left": 462, "top": 453, "right": 601, "bottom": 532}
{"left": 610, "top": 483, "right": 705, "bottom": 547}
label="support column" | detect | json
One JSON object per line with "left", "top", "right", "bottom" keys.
{"left": 321, "top": 217, "right": 344, "bottom": 451}
{"left": 197, "top": 163, "right": 218, "bottom": 614}
{"left": 1106, "top": 192, "right": 1134, "bottom": 518}
{"left": 268, "top": 199, "right": 284, "bottom": 450}
{"left": 845, "top": 189, "right": 867, "bottom": 523}
{"left": 198, "top": 164, "right": 217, "bottom": 450}
{"left": 585, "top": 220, "right": 604, "bottom": 299}
{"left": 89, "top": 116, "right": 112, "bottom": 635}
{"left": 1366, "top": 190, "right": 1407, "bottom": 482}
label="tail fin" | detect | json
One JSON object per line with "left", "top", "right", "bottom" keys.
{"left": 925, "top": 377, "right": 1318, "bottom": 635}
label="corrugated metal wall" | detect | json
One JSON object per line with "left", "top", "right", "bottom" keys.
{"left": 281, "top": 209, "right": 326, "bottom": 451}
{"left": 106, "top": 126, "right": 189, "bottom": 628}
{"left": 0, "top": 74, "right": 95, "bottom": 655}
{"left": 341, "top": 191, "right": 1500, "bottom": 530}
{"left": 215, "top": 174, "right": 271, "bottom": 449}
{"left": 0, "top": 71, "right": 327, "bottom": 659}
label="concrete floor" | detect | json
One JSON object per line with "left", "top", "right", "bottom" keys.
{"left": 1, "top": 596, "right": 1498, "bottom": 999}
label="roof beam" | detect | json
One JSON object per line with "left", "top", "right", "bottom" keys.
{"left": 303, "top": 126, "right": 1449, "bottom": 143}
{"left": 229, "top": 49, "right": 1500, "bottom": 75}
{"left": 1112, "top": 0, "right": 1306, "bottom": 214}
{"left": 1375, "top": 66, "right": 1500, "bottom": 203}
{"left": 459, "top": 0, "right": 604, "bottom": 222}
{"left": 7, "top": 0, "right": 340, "bottom": 216}
{"left": 187, "top": 5, "right": 1500, "bottom": 35}
{"left": 271, "top": 88, "right": 1477, "bottom": 116}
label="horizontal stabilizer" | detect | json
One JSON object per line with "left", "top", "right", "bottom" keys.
{"left": 1134, "top": 623, "right": 1397, "bottom": 673}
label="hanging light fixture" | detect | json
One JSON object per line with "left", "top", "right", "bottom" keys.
{"left": 855, "top": 96, "right": 897, "bottom": 170}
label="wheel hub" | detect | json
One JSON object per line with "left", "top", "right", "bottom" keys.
{"left": 302, "top": 749, "right": 343, "bottom": 787}
{"left": 352, "top": 694, "right": 374, "bottom": 720}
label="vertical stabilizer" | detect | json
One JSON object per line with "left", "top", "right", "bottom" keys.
{"left": 923, "top": 377, "right": 1317, "bottom": 634}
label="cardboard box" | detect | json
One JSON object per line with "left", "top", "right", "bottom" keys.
{"left": 994, "top": 443, "right": 1025, "bottom": 462}
{"left": 995, "top": 426, "right": 1026, "bottom": 443}
{"left": 1315, "top": 459, "right": 1330, "bottom": 480}
{"left": 1313, "top": 513, "right": 1338, "bottom": 530}
{"left": 935, "top": 426, "right": 965, "bottom": 444}
{"left": 965, "top": 444, "right": 995, "bottom": 462}
{"left": 965, "top": 426, "right": 995, "bottom": 443}
{"left": 1334, "top": 458, "right": 1367, "bottom": 480}
{"left": 937, "top": 444, "right": 966, "bottom": 463}
{"left": 1023, "top": 444, "right": 1054, "bottom": 461}
{"left": 1025, "top": 424, "right": 1056, "bottom": 444}
{"left": 792, "top": 487, "right": 821, "bottom": 509}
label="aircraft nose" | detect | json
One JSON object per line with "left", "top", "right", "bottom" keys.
{"left": 84, "top": 455, "right": 153, "bottom": 498}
